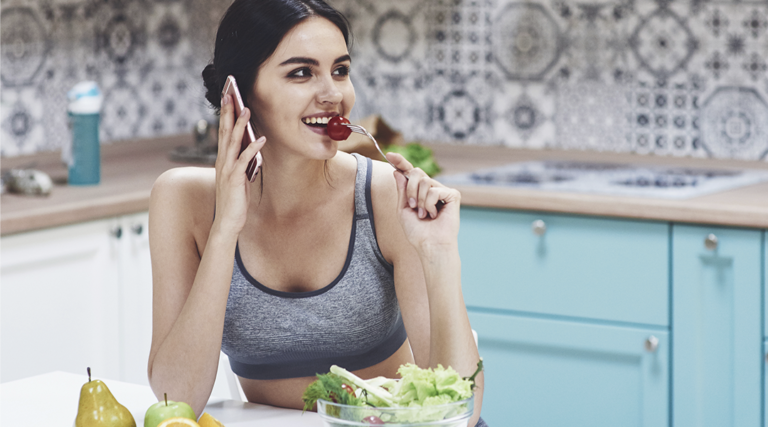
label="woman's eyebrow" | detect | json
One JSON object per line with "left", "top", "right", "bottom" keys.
{"left": 278, "top": 54, "right": 351, "bottom": 67}
{"left": 334, "top": 54, "right": 351, "bottom": 64}
{"left": 279, "top": 57, "right": 319, "bottom": 66}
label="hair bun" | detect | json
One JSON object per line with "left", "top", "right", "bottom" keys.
{"left": 202, "top": 63, "right": 221, "bottom": 109}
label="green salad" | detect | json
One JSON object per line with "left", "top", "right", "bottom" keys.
{"left": 303, "top": 361, "right": 482, "bottom": 424}
{"left": 383, "top": 143, "right": 442, "bottom": 177}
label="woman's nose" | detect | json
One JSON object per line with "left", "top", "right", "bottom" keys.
{"left": 316, "top": 76, "right": 343, "bottom": 105}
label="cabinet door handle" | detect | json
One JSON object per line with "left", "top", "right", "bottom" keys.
{"left": 644, "top": 335, "right": 659, "bottom": 352}
{"left": 131, "top": 224, "right": 143, "bottom": 235}
{"left": 110, "top": 226, "right": 123, "bottom": 239}
{"left": 532, "top": 220, "right": 547, "bottom": 236}
{"left": 704, "top": 233, "right": 718, "bottom": 250}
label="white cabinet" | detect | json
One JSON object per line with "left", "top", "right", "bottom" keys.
{"left": 116, "top": 212, "right": 154, "bottom": 387}
{"left": 1, "top": 213, "right": 153, "bottom": 386}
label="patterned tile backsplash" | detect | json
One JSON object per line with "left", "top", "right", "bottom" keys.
{"left": 2, "top": 0, "right": 768, "bottom": 160}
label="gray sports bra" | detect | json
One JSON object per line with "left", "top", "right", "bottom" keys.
{"left": 221, "top": 154, "right": 408, "bottom": 380}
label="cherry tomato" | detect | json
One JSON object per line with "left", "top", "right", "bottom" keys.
{"left": 327, "top": 116, "right": 352, "bottom": 141}
{"left": 361, "top": 415, "right": 385, "bottom": 424}
{"left": 341, "top": 383, "right": 355, "bottom": 395}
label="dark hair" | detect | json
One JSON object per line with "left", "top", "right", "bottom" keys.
{"left": 202, "top": 0, "right": 352, "bottom": 112}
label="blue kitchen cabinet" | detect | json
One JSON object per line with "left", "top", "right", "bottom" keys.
{"left": 672, "top": 225, "right": 762, "bottom": 427}
{"left": 469, "top": 311, "right": 668, "bottom": 427}
{"left": 765, "top": 340, "right": 768, "bottom": 427}
{"left": 459, "top": 208, "right": 669, "bottom": 326}
{"left": 458, "top": 207, "right": 670, "bottom": 425}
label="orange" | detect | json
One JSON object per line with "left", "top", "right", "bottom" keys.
{"left": 198, "top": 412, "right": 225, "bottom": 427}
{"left": 156, "top": 417, "right": 200, "bottom": 427}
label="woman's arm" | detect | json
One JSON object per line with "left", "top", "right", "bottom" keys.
{"left": 147, "top": 97, "right": 265, "bottom": 415}
{"left": 147, "top": 169, "right": 238, "bottom": 414}
{"left": 378, "top": 154, "right": 484, "bottom": 427}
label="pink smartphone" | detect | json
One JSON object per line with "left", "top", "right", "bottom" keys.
{"left": 222, "top": 75, "right": 262, "bottom": 181}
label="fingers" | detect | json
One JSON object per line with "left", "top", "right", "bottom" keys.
{"left": 393, "top": 170, "right": 409, "bottom": 209}
{"left": 424, "top": 187, "right": 443, "bottom": 219}
{"left": 228, "top": 107, "right": 251, "bottom": 163}
{"left": 240, "top": 136, "right": 266, "bottom": 161}
{"left": 406, "top": 168, "right": 435, "bottom": 213}
{"left": 385, "top": 152, "right": 414, "bottom": 172}
{"left": 425, "top": 187, "right": 457, "bottom": 218}
{"left": 217, "top": 93, "right": 253, "bottom": 170}
{"left": 238, "top": 136, "right": 266, "bottom": 179}
{"left": 394, "top": 168, "right": 454, "bottom": 220}
{"left": 216, "top": 94, "right": 234, "bottom": 168}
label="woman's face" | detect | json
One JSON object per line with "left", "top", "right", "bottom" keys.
{"left": 250, "top": 17, "right": 355, "bottom": 160}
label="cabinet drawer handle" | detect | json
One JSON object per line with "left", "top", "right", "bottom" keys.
{"left": 704, "top": 234, "right": 718, "bottom": 250}
{"left": 532, "top": 220, "right": 547, "bottom": 236}
{"left": 644, "top": 336, "right": 659, "bottom": 352}
{"left": 110, "top": 227, "right": 123, "bottom": 239}
{"left": 131, "top": 224, "right": 143, "bottom": 235}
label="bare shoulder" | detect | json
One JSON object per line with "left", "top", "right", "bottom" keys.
{"left": 151, "top": 167, "right": 215, "bottom": 210}
{"left": 150, "top": 167, "right": 216, "bottom": 241}
{"left": 369, "top": 159, "right": 398, "bottom": 204}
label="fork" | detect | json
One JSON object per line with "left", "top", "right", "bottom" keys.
{"left": 342, "top": 123, "right": 405, "bottom": 175}
{"left": 343, "top": 123, "right": 449, "bottom": 211}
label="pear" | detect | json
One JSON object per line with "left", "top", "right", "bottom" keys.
{"left": 76, "top": 367, "right": 137, "bottom": 427}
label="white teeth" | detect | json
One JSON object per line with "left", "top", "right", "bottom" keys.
{"left": 303, "top": 116, "right": 330, "bottom": 125}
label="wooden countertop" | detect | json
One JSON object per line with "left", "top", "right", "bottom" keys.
{"left": 2, "top": 136, "right": 767, "bottom": 236}
{"left": 1, "top": 136, "right": 192, "bottom": 236}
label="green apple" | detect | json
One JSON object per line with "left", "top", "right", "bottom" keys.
{"left": 143, "top": 394, "right": 196, "bottom": 427}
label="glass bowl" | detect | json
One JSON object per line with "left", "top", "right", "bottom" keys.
{"left": 316, "top": 395, "right": 474, "bottom": 427}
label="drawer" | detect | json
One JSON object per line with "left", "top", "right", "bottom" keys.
{"left": 469, "top": 311, "right": 669, "bottom": 427}
{"left": 459, "top": 208, "right": 669, "bottom": 326}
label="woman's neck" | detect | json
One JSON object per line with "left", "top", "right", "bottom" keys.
{"left": 248, "top": 149, "right": 347, "bottom": 220}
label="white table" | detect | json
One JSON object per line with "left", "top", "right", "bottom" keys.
{"left": 0, "top": 371, "right": 321, "bottom": 426}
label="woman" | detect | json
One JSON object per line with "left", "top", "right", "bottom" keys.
{"left": 146, "top": 0, "right": 485, "bottom": 425}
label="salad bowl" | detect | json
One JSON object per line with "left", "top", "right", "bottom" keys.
{"left": 316, "top": 395, "right": 474, "bottom": 427}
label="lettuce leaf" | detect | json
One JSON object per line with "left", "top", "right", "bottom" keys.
{"left": 301, "top": 372, "right": 364, "bottom": 412}
{"left": 393, "top": 364, "right": 472, "bottom": 407}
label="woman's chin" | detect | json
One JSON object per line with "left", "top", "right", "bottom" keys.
{"left": 297, "top": 137, "right": 338, "bottom": 161}
{"left": 318, "top": 140, "right": 339, "bottom": 159}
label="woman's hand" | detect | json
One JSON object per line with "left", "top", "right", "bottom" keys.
{"left": 386, "top": 152, "right": 461, "bottom": 251}
{"left": 213, "top": 95, "right": 266, "bottom": 237}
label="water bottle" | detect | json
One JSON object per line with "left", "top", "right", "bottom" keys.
{"left": 64, "top": 81, "right": 103, "bottom": 185}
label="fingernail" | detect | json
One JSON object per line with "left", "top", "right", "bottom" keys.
{"left": 418, "top": 207, "right": 425, "bottom": 218}
{"left": 221, "top": 95, "right": 229, "bottom": 105}
{"left": 409, "top": 198, "right": 416, "bottom": 209}
{"left": 240, "top": 108, "right": 248, "bottom": 117}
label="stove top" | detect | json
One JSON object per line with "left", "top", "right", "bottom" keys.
{"left": 438, "top": 161, "right": 768, "bottom": 199}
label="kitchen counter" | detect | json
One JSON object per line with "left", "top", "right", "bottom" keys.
{"left": 2, "top": 136, "right": 767, "bottom": 236}
{"left": 0, "top": 371, "right": 321, "bottom": 426}
{"left": 1, "top": 136, "right": 191, "bottom": 236}
{"left": 432, "top": 145, "right": 768, "bottom": 228}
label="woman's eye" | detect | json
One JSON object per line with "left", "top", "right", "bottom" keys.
{"left": 288, "top": 67, "right": 312, "bottom": 78}
{"left": 333, "top": 65, "right": 350, "bottom": 77}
